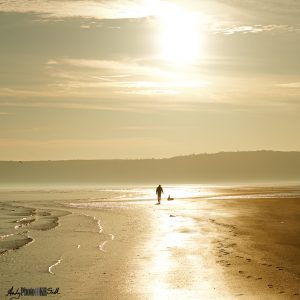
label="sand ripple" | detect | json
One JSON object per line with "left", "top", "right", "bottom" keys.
{"left": 0, "top": 233, "right": 33, "bottom": 251}
{"left": 0, "top": 202, "right": 70, "bottom": 254}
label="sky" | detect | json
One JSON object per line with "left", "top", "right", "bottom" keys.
{"left": 0, "top": 0, "right": 299, "bottom": 160}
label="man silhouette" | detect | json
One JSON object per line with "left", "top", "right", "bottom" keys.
{"left": 156, "top": 184, "right": 164, "bottom": 204}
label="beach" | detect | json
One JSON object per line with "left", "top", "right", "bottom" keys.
{"left": 0, "top": 186, "right": 299, "bottom": 299}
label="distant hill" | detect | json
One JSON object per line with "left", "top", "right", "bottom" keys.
{"left": 1, "top": 151, "right": 300, "bottom": 185}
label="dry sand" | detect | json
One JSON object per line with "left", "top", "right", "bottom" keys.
{"left": 0, "top": 189, "right": 299, "bottom": 299}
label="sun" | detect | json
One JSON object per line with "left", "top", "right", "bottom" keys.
{"left": 159, "top": 8, "right": 201, "bottom": 65}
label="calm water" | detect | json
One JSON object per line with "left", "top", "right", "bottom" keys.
{"left": 1, "top": 184, "right": 300, "bottom": 203}
{"left": 1, "top": 184, "right": 300, "bottom": 258}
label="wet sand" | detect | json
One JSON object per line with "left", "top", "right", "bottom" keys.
{"left": 201, "top": 198, "right": 300, "bottom": 299}
{"left": 0, "top": 188, "right": 299, "bottom": 299}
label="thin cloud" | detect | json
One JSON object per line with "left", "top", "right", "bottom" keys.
{"left": 0, "top": 0, "right": 159, "bottom": 19}
{"left": 217, "top": 0, "right": 300, "bottom": 17}
{"left": 58, "top": 58, "right": 171, "bottom": 78}
{"left": 114, "top": 89, "right": 179, "bottom": 95}
{"left": 79, "top": 25, "right": 91, "bottom": 29}
{"left": 0, "top": 97, "right": 214, "bottom": 113}
{"left": 1, "top": 0, "right": 298, "bottom": 37}
{"left": 212, "top": 24, "right": 300, "bottom": 35}
{"left": 49, "top": 79, "right": 206, "bottom": 93}
{"left": 0, "top": 136, "right": 162, "bottom": 149}
{"left": 0, "top": 87, "right": 58, "bottom": 97}
{"left": 276, "top": 82, "right": 300, "bottom": 88}
{"left": 46, "top": 59, "right": 59, "bottom": 65}
{"left": 0, "top": 99, "right": 137, "bottom": 112}
{"left": 46, "top": 58, "right": 209, "bottom": 94}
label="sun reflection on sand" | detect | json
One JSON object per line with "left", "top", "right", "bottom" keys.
{"left": 147, "top": 210, "right": 219, "bottom": 299}
{"left": 150, "top": 215, "right": 190, "bottom": 299}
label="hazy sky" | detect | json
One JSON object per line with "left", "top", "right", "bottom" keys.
{"left": 0, "top": 0, "right": 299, "bottom": 160}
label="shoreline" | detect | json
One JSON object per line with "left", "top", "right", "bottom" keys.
{"left": 0, "top": 188, "right": 299, "bottom": 299}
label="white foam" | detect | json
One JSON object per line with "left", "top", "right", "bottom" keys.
{"left": 0, "top": 233, "right": 15, "bottom": 240}
{"left": 19, "top": 217, "right": 28, "bottom": 222}
{"left": 69, "top": 202, "right": 131, "bottom": 210}
{"left": 99, "top": 234, "right": 115, "bottom": 252}
{"left": 23, "top": 233, "right": 35, "bottom": 248}
{"left": 81, "top": 213, "right": 103, "bottom": 233}
{"left": 14, "top": 216, "right": 35, "bottom": 229}
{"left": 93, "top": 216, "right": 103, "bottom": 234}
{"left": 48, "top": 258, "right": 63, "bottom": 275}
{"left": 79, "top": 213, "right": 115, "bottom": 252}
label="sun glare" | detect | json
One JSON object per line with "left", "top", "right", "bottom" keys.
{"left": 159, "top": 8, "right": 201, "bottom": 65}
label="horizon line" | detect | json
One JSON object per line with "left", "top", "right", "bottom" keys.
{"left": 1, "top": 150, "right": 300, "bottom": 163}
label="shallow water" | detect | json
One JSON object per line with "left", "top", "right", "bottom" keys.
{"left": 1, "top": 184, "right": 299, "bottom": 254}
